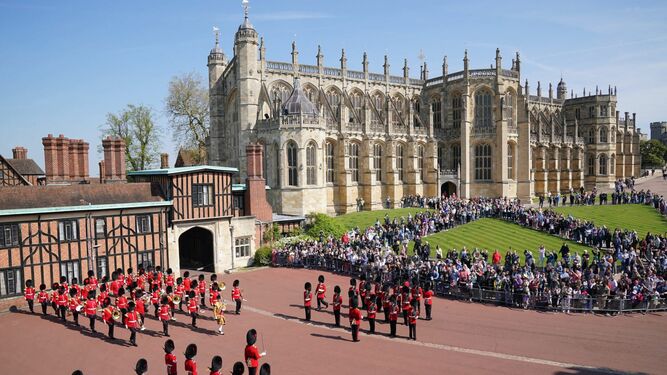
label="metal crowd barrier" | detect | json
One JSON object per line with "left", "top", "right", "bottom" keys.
{"left": 272, "top": 253, "right": 667, "bottom": 314}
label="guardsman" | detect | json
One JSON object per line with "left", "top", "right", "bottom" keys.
{"left": 388, "top": 295, "right": 399, "bottom": 337}
{"left": 84, "top": 291, "right": 98, "bottom": 332}
{"left": 209, "top": 355, "right": 223, "bottom": 375}
{"left": 408, "top": 299, "right": 418, "bottom": 340}
{"left": 303, "top": 282, "right": 312, "bottom": 321}
{"left": 175, "top": 277, "right": 185, "bottom": 311}
{"left": 244, "top": 329, "right": 266, "bottom": 375}
{"left": 213, "top": 294, "right": 226, "bottom": 335}
{"left": 37, "top": 284, "right": 49, "bottom": 315}
{"left": 315, "top": 275, "right": 328, "bottom": 310}
{"left": 197, "top": 274, "right": 207, "bottom": 308}
{"left": 57, "top": 286, "right": 68, "bottom": 321}
{"left": 332, "top": 285, "right": 343, "bottom": 327}
{"left": 101, "top": 297, "right": 115, "bottom": 340}
{"left": 135, "top": 289, "right": 147, "bottom": 331}
{"left": 423, "top": 282, "right": 434, "bottom": 320}
{"left": 50, "top": 283, "right": 60, "bottom": 315}
{"left": 164, "top": 339, "right": 177, "bottom": 375}
{"left": 411, "top": 281, "right": 423, "bottom": 316}
{"left": 159, "top": 295, "right": 172, "bottom": 337}
{"left": 125, "top": 300, "right": 139, "bottom": 346}
{"left": 116, "top": 287, "right": 129, "bottom": 318}
{"left": 187, "top": 290, "right": 199, "bottom": 328}
{"left": 24, "top": 279, "right": 35, "bottom": 313}
{"left": 150, "top": 284, "right": 161, "bottom": 318}
{"left": 134, "top": 358, "right": 148, "bottom": 375}
{"left": 232, "top": 280, "right": 243, "bottom": 315}
{"left": 366, "top": 293, "right": 377, "bottom": 334}
{"left": 348, "top": 299, "right": 363, "bottom": 342}
{"left": 184, "top": 343, "right": 198, "bottom": 375}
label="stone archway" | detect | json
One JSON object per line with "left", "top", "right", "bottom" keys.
{"left": 441, "top": 182, "right": 457, "bottom": 197}
{"left": 178, "top": 227, "right": 214, "bottom": 272}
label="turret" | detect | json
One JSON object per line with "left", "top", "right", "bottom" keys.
{"left": 514, "top": 51, "right": 521, "bottom": 75}
{"left": 208, "top": 27, "right": 227, "bottom": 88}
{"left": 557, "top": 78, "right": 567, "bottom": 100}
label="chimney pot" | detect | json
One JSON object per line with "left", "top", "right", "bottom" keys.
{"left": 160, "top": 153, "right": 170, "bottom": 169}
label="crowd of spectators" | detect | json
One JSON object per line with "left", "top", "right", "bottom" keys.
{"left": 274, "top": 189, "right": 667, "bottom": 313}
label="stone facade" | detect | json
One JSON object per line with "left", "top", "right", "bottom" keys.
{"left": 207, "top": 10, "right": 642, "bottom": 215}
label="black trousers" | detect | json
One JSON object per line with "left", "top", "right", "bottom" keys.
{"left": 351, "top": 324, "right": 360, "bottom": 341}
{"left": 390, "top": 320, "right": 397, "bottom": 337}
{"left": 191, "top": 312, "right": 197, "bottom": 327}
{"left": 317, "top": 297, "right": 328, "bottom": 309}
{"left": 200, "top": 292, "right": 205, "bottom": 307}
{"left": 27, "top": 300, "right": 34, "bottom": 313}
{"left": 304, "top": 306, "right": 311, "bottom": 321}
{"left": 425, "top": 304, "right": 432, "bottom": 320}
{"left": 369, "top": 318, "right": 375, "bottom": 334}
{"left": 384, "top": 309, "right": 389, "bottom": 323}
{"left": 154, "top": 304, "right": 159, "bottom": 317}
{"left": 59, "top": 306, "right": 67, "bottom": 321}
{"left": 162, "top": 320, "right": 169, "bottom": 336}
{"left": 334, "top": 310, "right": 341, "bottom": 326}
{"left": 248, "top": 368, "right": 257, "bottom": 375}
{"left": 72, "top": 311, "right": 79, "bottom": 325}
{"left": 129, "top": 327, "right": 137, "bottom": 345}
{"left": 52, "top": 302, "right": 58, "bottom": 314}
{"left": 88, "top": 314, "right": 96, "bottom": 331}
{"left": 235, "top": 299, "right": 242, "bottom": 314}
{"left": 107, "top": 321, "right": 115, "bottom": 339}
{"left": 402, "top": 310, "right": 408, "bottom": 325}
{"left": 409, "top": 323, "right": 416, "bottom": 340}
{"left": 41, "top": 302, "right": 48, "bottom": 315}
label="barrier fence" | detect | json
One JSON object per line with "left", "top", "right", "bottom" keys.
{"left": 272, "top": 253, "right": 667, "bottom": 314}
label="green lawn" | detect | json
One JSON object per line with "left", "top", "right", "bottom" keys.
{"left": 411, "top": 218, "right": 591, "bottom": 260}
{"left": 333, "top": 207, "right": 433, "bottom": 230}
{"left": 552, "top": 204, "right": 667, "bottom": 236}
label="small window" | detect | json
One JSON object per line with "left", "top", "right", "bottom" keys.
{"left": 193, "top": 184, "right": 213, "bottom": 206}
{"left": 96, "top": 256, "right": 108, "bottom": 280}
{"left": 0, "top": 268, "right": 22, "bottom": 297}
{"left": 95, "top": 218, "right": 106, "bottom": 239}
{"left": 507, "top": 143, "right": 515, "bottom": 180}
{"left": 138, "top": 252, "right": 154, "bottom": 269}
{"left": 588, "top": 106, "right": 595, "bottom": 118}
{"left": 306, "top": 143, "right": 317, "bottom": 185}
{"left": 136, "top": 215, "right": 152, "bottom": 234}
{"left": 58, "top": 220, "right": 78, "bottom": 242}
{"left": 417, "top": 145, "right": 425, "bottom": 182}
{"left": 60, "top": 261, "right": 80, "bottom": 284}
{"left": 396, "top": 144, "right": 405, "bottom": 182}
{"left": 0, "top": 223, "right": 19, "bottom": 248}
{"left": 233, "top": 195, "right": 245, "bottom": 212}
{"left": 373, "top": 144, "right": 383, "bottom": 182}
{"left": 235, "top": 237, "right": 251, "bottom": 258}
{"left": 452, "top": 95, "right": 462, "bottom": 128}
{"left": 326, "top": 142, "right": 335, "bottom": 184}
{"left": 287, "top": 142, "right": 298, "bottom": 187}
{"left": 348, "top": 142, "right": 360, "bottom": 183}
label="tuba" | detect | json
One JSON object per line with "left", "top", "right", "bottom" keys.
{"left": 112, "top": 308, "right": 122, "bottom": 321}
{"left": 172, "top": 294, "right": 182, "bottom": 304}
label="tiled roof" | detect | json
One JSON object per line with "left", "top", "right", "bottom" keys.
{"left": 128, "top": 165, "right": 238, "bottom": 176}
{"left": 0, "top": 182, "right": 163, "bottom": 210}
{"left": 5, "top": 158, "right": 44, "bottom": 176}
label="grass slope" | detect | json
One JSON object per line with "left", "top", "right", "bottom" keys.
{"left": 552, "top": 204, "right": 667, "bottom": 236}
{"left": 412, "top": 218, "right": 591, "bottom": 260}
{"left": 333, "top": 207, "right": 432, "bottom": 231}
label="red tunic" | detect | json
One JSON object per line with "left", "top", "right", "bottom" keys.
{"left": 316, "top": 283, "right": 326, "bottom": 299}
{"left": 165, "top": 353, "right": 177, "bottom": 375}
{"left": 423, "top": 290, "right": 434, "bottom": 305}
{"left": 84, "top": 299, "right": 97, "bottom": 316}
{"left": 185, "top": 358, "right": 197, "bottom": 375}
{"left": 389, "top": 304, "right": 399, "bottom": 321}
{"left": 136, "top": 299, "right": 146, "bottom": 315}
{"left": 97, "top": 291, "right": 108, "bottom": 306}
{"left": 349, "top": 307, "right": 362, "bottom": 326}
{"left": 116, "top": 296, "right": 128, "bottom": 309}
{"left": 209, "top": 370, "right": 221, "bottom": 375}
{"left": 304, "top": 291, "right": 312, "bottom": 307}
{"left": 244, "top": 344, "right": 261, "bottom": 369}
{"left": 183, "top": 278, "right": 191, "bottom": 292}
{"left": 57, "top": 293, "right": 68, "bottom": 307}
{"left": 198, "top": 280, "right": 206, "bottom": 295}
{"left": 125, "top": 311, "right": 139, "bottom": 328}
{"left": 332, "top": 294, "right": 342, "bottom": 311}
{"left": 150, "top": 291, "right": 160, "bottom": 305}
{"left": 165, "top": 274, "right": 174, "bottom": 287}
{"left": 232, "top": 287, "right": 241, "bottom": 301}
{"left": 408, "top": 307, "right": 417, "bottom": 325}
{"left": 209, "top": 290, "right": 219, "bottom": 306}
{"left": 24, "top": 287, "right": 35, "bottom": 301}
{"left": 159, "top": 304, "right": 171, "bottom": 321}
{"left": 176, "top": 284, "right": 185, "bottom": 298}
{"left": 187, "top": 298, "right": 198, "bottom": 313}
{"left": 37, "top": 291, "right": 48, "bottom": 303}
{"left": 367, "top": 302, "right": 377, "bottom": 319}
{"left": 411, "top": 287, "right": 423, "bottom": 301}
{"left": 110, "top": 280, "right": 120, "bottom": 296}
{"left": 102, "top": 307, "right": 114, "bottom": 323}
{"left": 69, "top": 296, "right": 81, "bottom": 311}
{"left": 88, "top": 276, "right": 98, "bottom": 289}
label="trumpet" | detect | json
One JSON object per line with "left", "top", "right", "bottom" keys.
{"left": 172, "top": 295, "right": 182, "bottom": 304}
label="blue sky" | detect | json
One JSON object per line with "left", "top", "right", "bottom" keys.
{"left": 1, "top": 0, "right": 666, "bottom": 169}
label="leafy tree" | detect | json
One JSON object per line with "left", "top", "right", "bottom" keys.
{"left": 101, "top": 104, "right": 161, "bottom": 171}
{"left": 165, "top": 72, "right": 210, "bottom": 164}
{"left": 640, "top": 140, "right": 667, "bottom": 168}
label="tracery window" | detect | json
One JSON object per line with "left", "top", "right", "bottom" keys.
{"left": 474, "top": 91, "right": 492, "bottom": 127}
{"left": 373, "top": 143, "right": 383, "bottom": 182}
{"left": 348, "top": 142, "right": 360, "bottom": 182}
{"left": 474, "top": 144, "right": 492, "bottom": 181}
{"left": 306, "top": 142, "right": 317, "bottom": 185}
{"left": 287, "top": 141, "right": 298, "bottom": 186}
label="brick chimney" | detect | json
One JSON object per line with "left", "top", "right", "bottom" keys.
{"left": 12, "top": 147, "right": 27, "bottom": 160}
{"left": 42, "top": 134, "right": 71, "bottom": 184}
{"left": 98, "top": 160, "right": 106, "bottom": 184}
{"left": 67, "top": 139, "right": 89, "bottom": 181}
{"left": 244, "top": 142, "right": 272, "bottom": 222}
{"left": 102, "top": 136, "right": 127, "bottom": 183}
{"left": 160, "top": 153, "right": 169, "bottom": 169}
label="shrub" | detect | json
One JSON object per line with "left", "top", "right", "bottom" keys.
{"left": 253, "top": 246, "right": 273, "bottom": 266}
{"left": 304, "top": 212, "right": 346, "bottom": 239}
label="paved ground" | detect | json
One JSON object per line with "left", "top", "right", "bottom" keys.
{"left": 1, "top": 267, "right": 664, "bottom": 374}
{"left": 635, "top": 170, "right": 667, "bottom": 196}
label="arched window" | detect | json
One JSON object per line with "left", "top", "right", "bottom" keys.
{"left": 396, "top": 144, "right": 405, "bottom": 182}
{"left": 437, "top": 145, "right": 445, "bottom": 172}
{"left": 599, "top": 154, "right": 608, "bottom": 175}
{"left": 588, "top": 128, "right": 595, "bottom": 144}
{"left": 474, "top": 91, "right": 492, "bottom": 127}
{"left": 271, "top": 82, "right": 292, "bottom": 114}
{"left": 507, "top": 143, "right": 515, "bottom": 180}
{"left": 306, "top": 142, "right": 317, "bottom": 185}
{"left": 325, "top": 89, "right": 340, "bottom": 125}
{"left": 348, "top": 142, "right": 359, "bottom": 182}
{"left": 474, "top": 144, "right": 492, "bottom": 180}
{"left": 304, "top": 85, "right": 318, "bottom": 104}
{"left": 287, "top": 142, "right": 298, "bottom": 186}
{"left": 392, "top": 95, "right": 405, "bottom": 127}
{"left": 452, "top": 94, "right": 462, "bottom": 128}
{"left": 587, "top": 154, "right": 595, "bottom": 175}
{"left": 451, "top": 144, "right": 461, "bottom": 171}
{"left": 418, "top": 145, "right": 425, "bottom": 182}
{"left": 504, "top": 92, "right": 515, "bottom": 129}
{"left": 350, "top": 91, "right": 364, "bottom": 124}
{"left": 599, "top": 127, "right": 608, "bottom": 143}
{"left": 371, "top": 93, "right": 384, "bottom": 125}
{"left": 431, "top": 97, "right": 442, "bottom": 128}
{"left": 326, "top": 141, "right": 335, "bottom": 184}
{"left": 373, "top": 143, "right": 383, "bottom": 182}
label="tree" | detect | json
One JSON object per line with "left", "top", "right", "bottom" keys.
{"left": 101, "top": 104, "right": 161, "bottom": 171}
{"left": 640, "top": 139, "right": 667, "bottom": 168}
{"left": 165, "top": 72, "right": 210, "bottom": 164}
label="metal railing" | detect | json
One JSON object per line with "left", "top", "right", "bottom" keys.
{"left": 272, "top": 254, "right": 667, "bottom": 314}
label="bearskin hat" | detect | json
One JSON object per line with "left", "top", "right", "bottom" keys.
{"left": 210, "top": 355, "right": 223, "bottom": 372}
{"left": 185, "top": 343, "right": 197, "bottom": 359}
{"left": 246, "top": 328, "right": 257, "bottom": 345}
{"left": 164, "top": 339, "right": 175, "bottom": 353}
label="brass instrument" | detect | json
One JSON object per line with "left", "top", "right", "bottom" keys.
{"left": 220, "top": 281, "right": 226, "bottom": 291}
{"left": 112, "top": 308, "right": 122, "bottom": 321}
{"left": 75, "top": 304, "right": 84, "bottom": 313}
{"left": 172, "top": 294, "right": 182, "bottom": 304}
